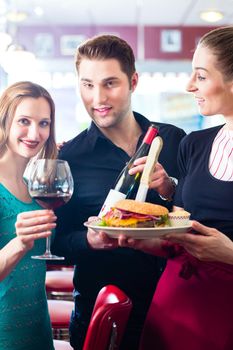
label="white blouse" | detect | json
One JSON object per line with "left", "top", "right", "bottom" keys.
{"left": 209, "top": 127, "right": 233, "bottom": 181}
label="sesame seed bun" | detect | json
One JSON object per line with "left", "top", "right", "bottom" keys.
{"left": 115, "top": 199, "right": 169, "bottom": 216}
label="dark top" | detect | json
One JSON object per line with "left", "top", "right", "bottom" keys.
{"left": 52, "top": 112, "right": 185, "bottom": 349}
{"left": 174, "top": 124, "right": 233, "bottom": 238}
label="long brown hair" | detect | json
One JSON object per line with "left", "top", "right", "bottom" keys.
{"left": 0, "top": 81, "right": 57, "bottom": 158}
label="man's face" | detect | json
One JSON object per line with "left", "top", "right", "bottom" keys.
{"left": 78, "top": 58, "right": 138, "bottom": 130}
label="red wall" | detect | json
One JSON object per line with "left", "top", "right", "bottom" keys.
{"left": 144, "top": 26, "right": 216, "bottom": 59}
{"left": 18, "top": 25, "right": 217, "bottom": 60}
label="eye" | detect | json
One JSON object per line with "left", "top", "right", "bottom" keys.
{"left": 40, "top": 120, "right": 51, "bottom": 128}
{"left": 82, "top": 82, "right": 93, "bottom": 89}
{"left": 18, "top": 118, "right": 30, "bottom": 126}
{"left": 105, "top": 80, "right": 117, "bottom": 88}
{"left": 106, "top": 81, "right": 113, "bottom": 87}
{"left": 197, "top": 74, "right": 206, "bottom": 81}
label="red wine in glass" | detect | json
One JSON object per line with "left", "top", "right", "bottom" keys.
{"left": 28, "top": 159, "right": 74, "bottom": 260}
{"left": 33, "top": 193, "right": 71, "bottom": 210}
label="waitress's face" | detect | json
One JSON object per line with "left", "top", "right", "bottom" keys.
{"left": 186, "top": 45, "right": 233, "bottom": 118}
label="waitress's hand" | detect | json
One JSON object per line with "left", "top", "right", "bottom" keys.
{"left": 163, "top": 220, "right": 233, "bottom": 264}
{"left": 15, "top": 210, "right": 57, "bottom": 251}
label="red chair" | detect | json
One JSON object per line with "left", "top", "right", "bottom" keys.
{"left": 53, "top": 339, "right": 74, "bottom": 350}
{"left": 48, "top": 299, "right": 74, "bottom": 340}
{"left": 46, "top": 270, "right": 74, "bottom": 300}
{"left": 82, "top": 285, "right": 132, "bottom": 350}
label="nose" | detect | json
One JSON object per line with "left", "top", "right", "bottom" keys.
{"left": 27, "top": 123, "right": 40, "bottom": 139}
{"left": 186, "top": 74, "right": 197, "bottom": 93}
{"left": 93, "top": 86, "right": 107, "bottom": 105}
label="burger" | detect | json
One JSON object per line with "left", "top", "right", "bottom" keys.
{"left": 100, "top": 199, "right": 169, "bottom": 228}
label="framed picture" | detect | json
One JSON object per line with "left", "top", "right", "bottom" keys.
{"left": 34, "top": 33, "right": 54, "bottom": 57}
{"left": 60, "top": 34, "right": 86, "bottom": 56}
{"left": 161, "top": 30, "right": 182, "bottom": 53}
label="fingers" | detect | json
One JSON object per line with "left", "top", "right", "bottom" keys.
{"left": 16, "top": 222, "right": 56, "bottom": 236}
{"left": 133, "top": 156, "right": 147, "bottom": 165}
{"left": 87, "top": 229, "right": 118, "bottom": 249}
{"left": 15, "top": 210, "right": 57, "bottom": 236}
{"left": 20, "top": 230, "right": 52, "bottom": 243}
{"left": 191, "top": 221, "right": 215, "bottom": 236}
{"left": 57, "top": 141, "right": 66, "bottom": 151}
{"left": 118, "top": 234, "right": 136, "bottom": 247}
{"left": 17, "top": 209, "right": 54, "bottom": 219}
{"left": 163, "top": 233, "right": 196, "bottom": 244}
{"left": 128, "top": 156, "right": 147, "bottom": 175}
{"left": 99, "top": 231, "right": 118, "bottom": 248}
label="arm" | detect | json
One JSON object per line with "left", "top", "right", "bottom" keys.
{"left": 164, "top": 220, "right": 233, "bottom": 264}
{"left": 0, "top": 209, "right": 56, "bottom": 281}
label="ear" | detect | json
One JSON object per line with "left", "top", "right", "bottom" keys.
{"left": 131, "top": 72, "right": 138, "bottom": 92}
{"left": 229, "top": 80, "right": 233, "bottom": 94}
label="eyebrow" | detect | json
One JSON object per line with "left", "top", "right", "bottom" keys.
{"left": 18, "top": 115, "right": 51, "bottom": 120}
{"left": 194, "top": 67, "right": 209, "bottom": 72}
{"left": 80, "top": 77, "right": 119, "bottom": 83}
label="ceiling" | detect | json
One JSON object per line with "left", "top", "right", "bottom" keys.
{"left": 1, "top": 0, "right": 233, "bottom": 27}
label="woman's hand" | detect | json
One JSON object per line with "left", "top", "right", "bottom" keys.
{"left": 163, "top": 220, "right": 233, "bottom": 264}
{"left": 129, "top": 157, "right": 175, "bottom": 199}
{"left": 57, "top": 141, "right": 66, "bottom": 151}
{"left": 15, "top": 209, "right": 57, "bottom": 252}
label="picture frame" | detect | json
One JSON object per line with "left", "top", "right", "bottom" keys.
{"left": 161, "top": 29, "right": 182, "bottom": 53}
{"left": 60, "top": 34, "right": 86, "bottom": 56}
{"left": 34, "top": 33, "right": 54, "bottom": 57}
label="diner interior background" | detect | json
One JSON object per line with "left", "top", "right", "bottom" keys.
{"left": 0, "top": 0, "right": 232, "bottom": 141}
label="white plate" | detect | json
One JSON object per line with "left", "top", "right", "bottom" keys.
{"left": 84, "top": 219, "right": 192, "bottom": 239}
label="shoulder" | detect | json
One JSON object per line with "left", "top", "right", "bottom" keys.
{"left": 153, "top": 122, "right": 186, "bottom": 143}
{"left": 58, "top": 128, "right": 89, "bottom": 160}
{"left": 156, "top": 122, "right": 185, "bottom": 135}
{"left": 181, "top": 125, "right": 223, "bottom": 147}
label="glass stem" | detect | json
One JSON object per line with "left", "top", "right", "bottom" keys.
{"left": 45, "top": 236, "right": 51, "bottom": 254}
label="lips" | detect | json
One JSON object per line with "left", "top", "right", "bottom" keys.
{"left": 93, "top": 106, "right": 112, "bottom": 116}
{"left": 195, "top": 97, "right": 205, "bottom": 104}
{"left": 20, "top": 139, "right": 40, "bottom": 149}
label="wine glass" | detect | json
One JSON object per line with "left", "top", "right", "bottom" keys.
{"left": 28, "top": 159, "right": 74, "bottom": 260}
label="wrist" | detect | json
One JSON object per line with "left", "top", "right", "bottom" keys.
{"left": 159, "top": 177, "right": 178, "bottom": 202}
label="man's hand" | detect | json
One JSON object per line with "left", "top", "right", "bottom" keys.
{"left": 129, "top": 157, "right": 175, "bottom": 199}
{"left": 87, "top": 228, "right": 118, "bottom": 249}
{"left": 86, "top": 217, "right": 118, "bottom": 249}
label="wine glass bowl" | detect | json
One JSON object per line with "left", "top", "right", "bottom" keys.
{"left": 28, "top": 159, "right": 74, "bottom": 260}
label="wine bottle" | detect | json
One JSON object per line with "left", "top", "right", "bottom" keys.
{"left": 98, "top": 124, "right": 159, "bottom": 217}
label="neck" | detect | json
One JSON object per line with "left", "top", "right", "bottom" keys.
{"left": 224, "top": 117, "right": 233, "bottom": 131}
{"left": 100, "top": 113, "right": 142, "bottom": 156}
{"left": 0, "top": 152, "right": 29, "bottom": 181}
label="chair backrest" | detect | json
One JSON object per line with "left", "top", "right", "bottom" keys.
{"left": 82, "top": 285, "right": 132, "bottom": 350}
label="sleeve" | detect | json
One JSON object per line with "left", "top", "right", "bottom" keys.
{"left": 146, "top": 125, "right": 186, "bottom": 211}
{"left": 51, "top": 203, "right": 89, "bottom": 264}
{"left": 173, "top": 134, "right": 190, "bottom": 208}
{"left": 51, "top": 183, "right": 90, "bottom": 265}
